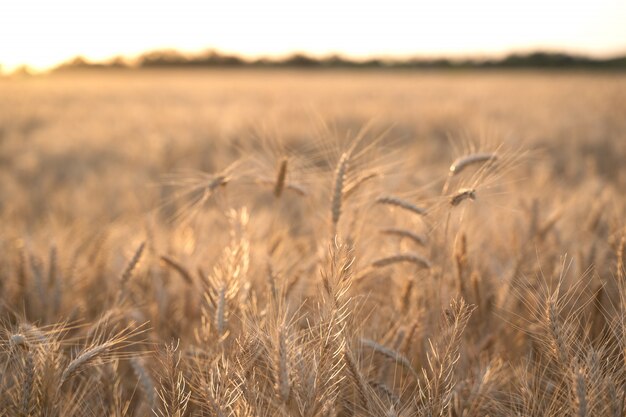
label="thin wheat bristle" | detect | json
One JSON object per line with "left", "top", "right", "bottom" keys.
{"left": 380, "top": 228, "right": 427, "bottom": 246}
{"left": 344, "top": 171, "right": 379, "bottom": 200}
{"left": 376, "top": 196, "right": 427, "bottom": 216}
{"left": 450, "top": 188, "right": 476, "bottom": 206}
{"left": 256, "top": 177, "right": 308, "bottom": 196}
{"left": 372, "top": 252, "right": 431, "bottom": 269}
{"left": 449, "top": 152, "right": 497, "bottom": 176}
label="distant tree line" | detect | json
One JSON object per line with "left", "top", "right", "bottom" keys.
{"left": 40, "top": 49, "right": 626, "bottom": 72}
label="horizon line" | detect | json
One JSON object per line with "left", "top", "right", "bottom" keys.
{"left": 4, "top": 46, "right": 626, "bottom": 75}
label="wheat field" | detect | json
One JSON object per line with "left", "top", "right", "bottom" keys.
{"left": 1, "top": 69, "right": 626, "bottom": 416}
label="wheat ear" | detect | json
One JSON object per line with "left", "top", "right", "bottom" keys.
{"left": 450, "top": 188, "right": 476, "bottom": 206}
{"left": 380, "top": 228, "right": 427, "bottom": 246}
{"left": 120, "top": 241, "right": 146, "bottom": 286}
{"left": 160, "top": 255, "right": 193, "bottom": 285}
{"left": 376, "top": 196, "right": 427, "bottom": 216}
{"left": 372, "top": 252, "right": 431, "bottom": 269}
{"left": 331, "top": 151, "right": 350, "bottom": 233}
{"left": 449, "top": 152, "right": 497, "bottom": 176}
{"left": 274, "top": 157, "right": 288, "bottom": 198}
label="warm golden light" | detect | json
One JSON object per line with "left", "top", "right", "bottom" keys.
{"left": 2, "top": 0, "right": 626, "bottom": 71}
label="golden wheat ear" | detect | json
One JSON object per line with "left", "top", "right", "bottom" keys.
{"left": 376, "top": 195, "right": 427, "bottom": 216}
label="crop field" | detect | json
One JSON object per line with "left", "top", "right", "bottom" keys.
{"left": 1, "top": 69, "right": 625, "bottom": 416}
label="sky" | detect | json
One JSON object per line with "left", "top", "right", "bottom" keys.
{"left": 1, "top": 0, "right": 626, "bottom": 72}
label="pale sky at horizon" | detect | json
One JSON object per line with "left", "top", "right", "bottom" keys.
{"left": 1, "top": 0, "right": 626, "bottom": 72}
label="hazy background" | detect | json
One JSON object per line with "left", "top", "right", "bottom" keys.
{"left": 2, "top": 0, "right": 626, "bottom": 72}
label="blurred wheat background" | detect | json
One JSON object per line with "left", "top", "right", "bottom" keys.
{"left": 1, "top": 69, "right": 626, "bottom": 416}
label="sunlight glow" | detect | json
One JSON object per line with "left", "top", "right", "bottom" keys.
{"left": 1, "top": 0, "right": 625, "bottom": 72}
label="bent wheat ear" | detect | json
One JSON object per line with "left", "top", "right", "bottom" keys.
{"left": 380, "top": 228, "right": 427, "bottom": 246}
{"left": 160, "top": 255, "right": 193, "bottom": 285}
{"left": 449, "top": 152, "right": 497, "bottom": 176}
{"left": 60, "top": 344, "right": 108, "bottom": 385}
{"left": 376, "top": 196, "right": 427, "bottom": 216}
{"left": 372, "top": 252, "right": 431, "bottom": 269}
{"left": 450, "top": 188, "right": 476, "bottom": 206}
{"left": 360, "top": 338, "right": 419, "bottom": 380}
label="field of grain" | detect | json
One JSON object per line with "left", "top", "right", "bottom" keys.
{"left": 1, "top": 70, "right": 625, "bottom": 416}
